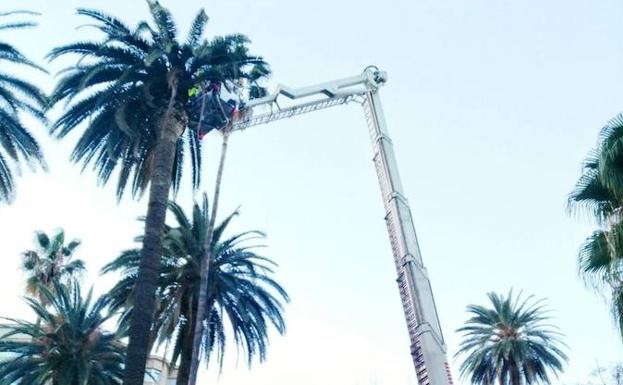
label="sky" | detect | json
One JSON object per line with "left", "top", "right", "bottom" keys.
{"left": 0, "top": 0, "right": 622, "bottom": 384}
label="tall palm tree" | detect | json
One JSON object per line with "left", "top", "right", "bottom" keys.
{"left": 455, "top": 292, "right": 567, "bottom": 385}
{"left": 0, "top": 10, "right": 47, "bottom": 203}
{"left": 47, "top": 3, "right": 269, "bottom": 384}
{"left": 102, "top": 197, "right": 288, "bottom": 385}
{"left": 20, "top": 228, "right": 85, "bottom": 305}
{"left": 569, "top": 114, "right": 623, "bottom": 335}
{"left": 0, "top": 281, "right": 125, "bottom": 385}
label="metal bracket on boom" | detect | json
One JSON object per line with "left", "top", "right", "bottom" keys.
{"left": 233, "top": 67, "right": 453, "bottom": 385}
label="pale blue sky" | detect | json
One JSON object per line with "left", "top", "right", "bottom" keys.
{"left": 0, "top": 0, "right": 621, "bottom": 384}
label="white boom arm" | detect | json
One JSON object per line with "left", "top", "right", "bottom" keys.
{"left": 233, "top": 67, "right": 454, "bottom": 385}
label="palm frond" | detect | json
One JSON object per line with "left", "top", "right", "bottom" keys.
{"left": 0, "top": 280, "right": 124, "bottom": 385}
{"left": 0, "top": 11, "right": 46, "bottom": 203}
{"left": 186, "top": 9, "right": 208, "bottom": 48}
{"left": 568, "top": 151, "right": 619, "bottom": 223}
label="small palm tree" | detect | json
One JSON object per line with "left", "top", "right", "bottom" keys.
{"left": 0, "top": 281, "right": 125, "bottom": 385}
{"left": 48, "top": 4, "right": 269, "bottom": 383}
{"left": 102, "top": 196, "right": 288, "bottom": 385}
{"left": 569, "top": 115, "right": 623, "bottom": 334}
{"left": 21, "top": 229, "right": 85, "bottom": 305}
{"left": 0, "top": 10, "right": 47, "bottom": 203}
{"left": 455, "top": 292, "right": 567, "bottom": 385}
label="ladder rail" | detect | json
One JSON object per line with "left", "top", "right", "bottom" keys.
{"left": 232, "top": 94, "right": 363, "bottom": 131}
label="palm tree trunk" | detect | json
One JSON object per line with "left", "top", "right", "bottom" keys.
{"left": 187, "top": 130, "right": 230, "bottom": 385}
{"left": 175, "top": 321, "right": 195, "bottom": 385}
{"left": 123, "top": 108, "right": 185, "bottom": 385}
{"left": 177, "top": 295, "right": 215, "bottom": 385}
{"left": 175, "top": 291, "right": 199, "bottom": 385}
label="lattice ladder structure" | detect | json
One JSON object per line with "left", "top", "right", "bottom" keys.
{"left": 232, "top": 67, "right": 453, "bottom": 385}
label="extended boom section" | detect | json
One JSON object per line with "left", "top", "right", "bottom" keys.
{"left": 232, "top": 68, "right": 453, "bottom": 385}
{"left": 363, "top": 91, "right": 453, "bottom": 385}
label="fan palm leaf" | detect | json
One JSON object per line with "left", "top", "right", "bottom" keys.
{"left": 570, "top": 114, "right": 623, "bottom": 337}
{"left": 20, "top": 229, "right": 86, "bottom": 305}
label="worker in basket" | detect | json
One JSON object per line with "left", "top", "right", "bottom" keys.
{"left": 190, "top": 81, "right": 241, "bottom": 140}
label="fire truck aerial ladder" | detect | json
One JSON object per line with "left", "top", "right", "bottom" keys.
{"left": 232, "top": 67, "right": 453, "bottom": 385}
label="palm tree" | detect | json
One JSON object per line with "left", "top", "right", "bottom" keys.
{"left": 0, "top": 10, "right": 47, "bottom": 203}
{"left": 20, "top": 228, "right": 85, "bottom": 305}
{"left": 455, "top": 292, "right": 567, "bottom": 385}
{"left": 569, "top": 114, "right": 623, "bottom": 334}
{"left": 102, "top": 197, "right": 288, "bottom": 385}
{"left": 47, "top": 3, "right": 269, "bottom": 384}
{"left": 0, "top": 281, "right": 125, "bottom": 385}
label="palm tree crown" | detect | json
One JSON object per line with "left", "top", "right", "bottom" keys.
{"left": 455, "top": 292, "right": 567, "bottom": 385}
{"left": 569, "top": 114, "right": 623, "bottom": 334}
{"left": 102, "top": 197, "right": 288, "bottom": 385}
{"left": 21, "top": 229, "right": 85, "bottom": 304}
{"left": 0, "top": 10, "right": 47, "bottom": 203}
{"left": 0, "top": 281, "right": 125, "bottom": 385}
{"left": 48, "top": 2, "right": 269, "bottom": 199}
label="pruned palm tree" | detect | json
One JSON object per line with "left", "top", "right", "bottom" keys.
{"left": 20, "top": 229, "right": 85, "bottom": 305}
{"left": 47, "top": 3, "right": 269, "bottom": 384}
{"left": 569, "top": 114, "right": 623, "bottom": 335}
{"left": 0, "top": 281, "right": 125, "bottom": 385}
{"left": 102, "top": 197, "right": 288, "bottom": 385}
{"left": 455, "top": 292, "right": 567, "bottom": 385}
{"left": 188, "top": 117, "right": 230, "bottom": 385}
{"left": 0, "top": 10, "right": 47, "bottom": 203}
